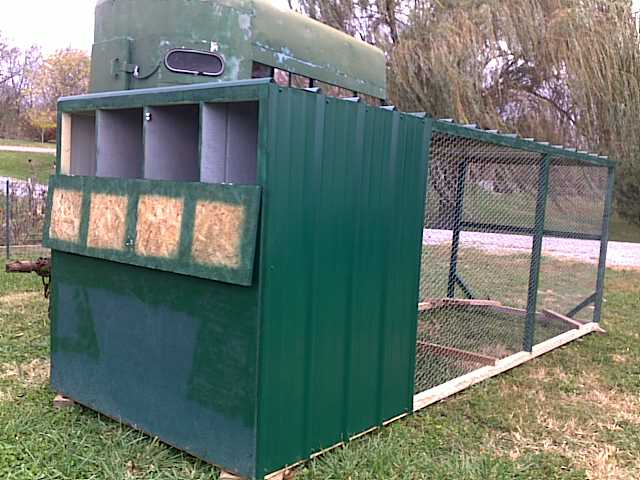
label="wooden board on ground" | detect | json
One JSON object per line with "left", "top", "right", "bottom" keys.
{"left": 53, "top": 394, "right": 76, "bottom": 409}
{"left": 542, "top": 309, "right": 585, "bottom": 329}
{"left": 413, "top": 322, "right": 602, "bottom": 412}
{"left": 418, "top": 298, "right": 502, "bottom": 312}
{"left": 417, "top": 341, "right": 498, "bottom": 366}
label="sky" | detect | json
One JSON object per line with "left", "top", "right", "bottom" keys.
{"left": 1, "top": 0, "right": 639, "bottom": 54}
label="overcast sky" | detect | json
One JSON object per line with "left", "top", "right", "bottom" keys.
{"left": 1, "top": 0, "right": 639, "bottom": 54}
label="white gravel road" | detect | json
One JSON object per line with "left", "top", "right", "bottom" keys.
{"left": 0, "top": 145, "right": 56, "bottom": 154}
{"left": 423, "top": 229, "right": 640, "bottom": 270}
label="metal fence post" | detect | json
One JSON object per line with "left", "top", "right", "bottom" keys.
{"left": 5, "top": 180, "right": 9, "bottom": 259}
{"left": 523, "top": 155, "right": 551, "bottom": 352}
{"left": 593, "top": 166, "right": 616, "bottom": 323}
{"left": 447, "top": 158, "right": 468, "bottom": 298}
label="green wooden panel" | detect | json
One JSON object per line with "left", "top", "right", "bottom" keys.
{"left": 255, "top": 85, "right": 428, "bottom": 476}
{"left": 50, "top": 251, "right": 260, "bottom": 477}
{"left": 43, "top": 175, "right": 261, "bottom": 286}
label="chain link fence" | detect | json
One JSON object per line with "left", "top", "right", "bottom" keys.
{"left": 0, "top": 179, "right": 50, "bottom": 259}
{"left": 415, "top": 124, "right": 614, "bottom": 394}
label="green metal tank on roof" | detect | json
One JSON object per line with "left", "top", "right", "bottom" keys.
{"left": 92, "top": 0, "right": 387, "bottom": 99}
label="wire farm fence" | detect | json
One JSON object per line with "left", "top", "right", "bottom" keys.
{"left": 0, "top": 179, "right": 49, "bottom": 259}
{"left": 415, "top": 122, "right": 614, "bottom": 394}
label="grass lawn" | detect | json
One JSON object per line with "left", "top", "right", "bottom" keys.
{"left": 0, "top": 256, "right": 638, "bottom": 479}
{"left": 0, "top": 151, "right": 55, "bottom": 185}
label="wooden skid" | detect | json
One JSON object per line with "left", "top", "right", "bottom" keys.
{"left": 485, "top": 305, "right": 527, "bottom": 317}
{"left": 542, "top": 309, "right": 585, "bottom": 329}
{"left": 53, "top": 394, "right": 76, "bottom": 409}
{"left": 219, "top": 471, "right": 245, "bottom": 480}
{"left": 413, "top": 322, "right": 602, "bottom": 412}
{"left": 419, "top": 298, "right": 501, "bottom": 312}
{"left": 417, "top": 341, "right": 497, "bottom": 366}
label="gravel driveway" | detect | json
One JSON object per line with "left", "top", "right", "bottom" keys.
{"left": 423, "top": 229, "right": 640, "bottom": 270}
{"left": 0, "top": 145, "right": 55, "bottom": 154}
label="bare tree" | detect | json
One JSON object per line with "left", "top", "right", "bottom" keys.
{"left": 291, "top": 0, "right": 640, "bottom": 225}
{"left": 0, "top": 34, "right": 41, "bottom": 138}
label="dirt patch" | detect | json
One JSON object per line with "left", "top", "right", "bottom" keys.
{"left": 0, "top": 358, "right": 50, "bottom": 386}
{"left": 0, "top": 291, "right": 41, "bottom": 306}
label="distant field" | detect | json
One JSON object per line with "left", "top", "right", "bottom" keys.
{"left": 0, "top": 151, "right": 55, "bottom": 185}
{"left": 0, "top": 138, "right": 55, "bottom": 150}
{"left": 608, "top": 214, "right": 640, "bottom": 243}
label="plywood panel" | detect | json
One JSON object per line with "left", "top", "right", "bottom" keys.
{"left": 60, "top": 113, "right": 71, "bottom": 175}
{"left": 44, "top": 175, "right": 260, "bottom": 286}
{"left": 135, "top": 195, "right": 183, "bottom": 258}
{"left": 87, "top": 193, "right": 128, "bottom": 250}
{"left": 49, "top": 189, "right": 83, "bottom": 242}
{"left": 192, "top": 201, "right": 245, "bottom": 268}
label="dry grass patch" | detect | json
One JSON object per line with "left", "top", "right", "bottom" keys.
{"left": 610, "top": 354, "right": 630, "bottom": 364}
{"left": 528, "top": 366, "right": 568, "bottom": 382}
{"left": 577, "top": 373, "right": 640, "bottom": 426}
{"left": 491, "top": 369, "right": 640, "bottom": 479}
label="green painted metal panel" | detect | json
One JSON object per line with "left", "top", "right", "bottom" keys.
{"left": 59, "top": 79, "right": 268, "bottom": 113}
{"left": 91, "top": 0, "right": 386, "bottom": 98}
{"left": 91, "top": 37, "right": 132, "bottom": 91}
{"left": 43, "top": 175, "right": 261, "bottom": 286}
{"left": 51, "top": 251, "right": 260, "bottom": 477}
{"left": 250, "top": 0, "right": 386, "bottom": 97}
{"left": 255, "top": 85, "right": 428, "bottom": 476}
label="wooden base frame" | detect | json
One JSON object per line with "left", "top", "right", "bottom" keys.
{"left": 413, "top": 322, "right": 603, "bottom": 412}
{"left": 53, "top": 394, "right": 76, "bottom": 409}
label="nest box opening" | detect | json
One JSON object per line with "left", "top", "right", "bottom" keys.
{"left": 96, "top": 108, "right": 144, "bottom": 178}
{"left": 201, "top": 102, "right": 259, "bottom": 184}
{"left": 144, "top": 104, "right": 200, "bottom": 181}
{"left": 61, "top": 112, "right": 97, "bottom": 176}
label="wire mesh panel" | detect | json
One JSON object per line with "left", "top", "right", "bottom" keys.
{"left": 0, "top": 179, "right": 49, "bottom": 259}
{"left": 415, "top": 128, "right": 613, "bottom": 395}
{"left": 536, "top": 159, "right": 609, "bottom": 330}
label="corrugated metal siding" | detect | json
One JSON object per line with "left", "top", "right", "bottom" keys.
{"left": 256, "top": 85, "right": 429, "bottom": 476}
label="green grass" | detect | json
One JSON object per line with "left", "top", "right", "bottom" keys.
{"left": 0, "top": 151, "right": 55, "bottom": 184}
{"left": 1, "top": 262, "right": 639, "bottom": 478}
{"left": 0, "top": 139, "right": 55, "bottom": 150}
{"left": 608, "top": 213, "right": 640, "bottom": 243}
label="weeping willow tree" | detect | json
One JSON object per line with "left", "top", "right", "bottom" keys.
{"left": 292, "top": 0, "right": 640, "bottom": 225}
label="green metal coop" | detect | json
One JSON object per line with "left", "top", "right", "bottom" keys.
{"left": 42, "top": 1, "right": 615, "bottom": 479}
